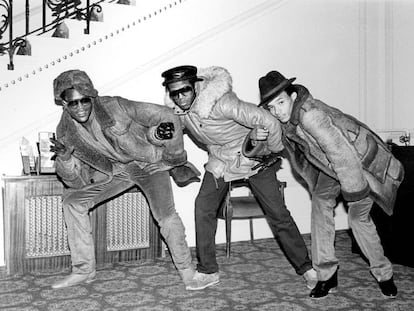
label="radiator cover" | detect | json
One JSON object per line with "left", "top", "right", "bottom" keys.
{"left": 3, "top": 175, "right": 162, "bottom": 274}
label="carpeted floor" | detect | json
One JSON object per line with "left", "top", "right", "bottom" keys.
{"left": 1, "top": 230, "right": 414, "bottom": 311}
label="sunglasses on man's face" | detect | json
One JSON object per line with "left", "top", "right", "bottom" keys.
{"left": 169, "top": 86, "right": 193, "bottom": 99}
{"left": 66, "top": 97, "right": 92, "bottom": 109}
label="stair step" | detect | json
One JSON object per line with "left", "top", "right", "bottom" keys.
{"left": 51, "top": 19, "right": 108, "bottom": 40}
{"left": 24, "top": 35, "right": 77, "bottom": 57}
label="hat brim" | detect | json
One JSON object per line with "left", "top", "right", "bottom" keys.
{"left": 162, "top": 76, "right": 203, "bottom": 86}
{"left": 259, "top": 77, "right": 296, "bottom": 107}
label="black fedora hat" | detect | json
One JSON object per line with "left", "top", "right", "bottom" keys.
{"left": 161, "top": 65, "right": 203, "bottom": 86}
{"left": 258, "top": 71, "right": 296, "bottom": 107}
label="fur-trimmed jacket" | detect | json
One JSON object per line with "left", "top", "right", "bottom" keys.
{"left": 249, "top": 85, "right": 404, "bottom": 215}
{"left": 56, "top": 96, "right": 187, "bottom": 189}
{"left": 164, "top": 66, "right": 284, "bottom": 181}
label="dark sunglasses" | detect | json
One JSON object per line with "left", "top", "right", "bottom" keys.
{"left": 169, "top": 86, "right": 193, "bottom": 98}
{"left": 66, "top": 97, "right": 92, "bottom": 109}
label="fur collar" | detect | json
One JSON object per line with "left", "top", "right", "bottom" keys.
{"left": 56, "top": 99, "right": 113, "bottom": 174}
{"left": 164, "top": 66, "right": 232, "bottom": 118}
{"left": 289, "top": 85, "right": 311, "bottom": 126}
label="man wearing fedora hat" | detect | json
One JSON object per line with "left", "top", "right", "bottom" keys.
{"left": 244, "top": 70, "right": 404, "bottom": 298}
{"left": 161, "top": 65, "right": 317, "bottom": 291}
{"left": 49, "top": 69, "right": 198, "bottom": 289}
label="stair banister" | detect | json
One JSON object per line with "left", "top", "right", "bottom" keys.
{"left": 0, "top": 0, "right": 109, "bottom": 70}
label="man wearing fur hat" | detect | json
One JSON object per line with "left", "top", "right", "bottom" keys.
{"left": 161, "top": 65, "right": 317, "bottom": 291}
{"left": 50, "top": 69, "right": 197, "bottom": 289}
{"left": 245, "top": 70, "right": 404, "bottom": 298}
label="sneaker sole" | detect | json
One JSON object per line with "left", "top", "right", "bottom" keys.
{"left": 381, "top": 293, "right": 397, "bottom": 299}
{"left": 309, "top": 287, "right": 337, "bottom": 299}
{"left": 186, "top": 279, "right": 220, "bottom": 291}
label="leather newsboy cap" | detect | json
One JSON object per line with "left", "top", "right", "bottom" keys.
{"left": 161, "top": 65, "right": 203, "bottom": 86}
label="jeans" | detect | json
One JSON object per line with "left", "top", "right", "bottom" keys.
{"left": 195, "top": 163, "right": 313, "bottom": 275}
{"left": 62, "top": 170, "right": 192, "bottom": 274}
{"left": 311, "top": 171, "right": 393, "bottom": 281}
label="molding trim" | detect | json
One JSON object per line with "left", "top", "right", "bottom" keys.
{"left": 384, "top": 0, "right": 394, "bottom": 128}
{"left": 0, "top": 265, "right": 6, "bottom": 278}
{"left": 358, "top": 0, "right": 368, "bottom": 122}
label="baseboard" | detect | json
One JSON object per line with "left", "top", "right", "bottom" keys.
{"left": 0, "top": 265, "right": 7, "bottom": 279}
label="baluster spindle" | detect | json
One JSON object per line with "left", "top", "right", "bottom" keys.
{"left": 25, "top": 0, "right": 29, "bottom": 34}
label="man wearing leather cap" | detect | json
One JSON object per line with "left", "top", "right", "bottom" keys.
{"left": 161, "top": 65, "right": 317, "bottom": 291}
{"left": 244, "top": 70, "right": 404, "bottom": 298}
{"left": 50, "top": 69, "right": 198, "bottom": 289}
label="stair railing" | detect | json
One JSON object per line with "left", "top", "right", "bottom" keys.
{"left": 0, "top": 0, "right": 123, "bottom": 70}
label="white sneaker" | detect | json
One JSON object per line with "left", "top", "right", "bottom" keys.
{"left": 51, "top": 271, "right": 96, "bottom": 289}
{"left": 303, "top": 268, "right": 318, "bottom": 289}
{"left": 185, "top": 271, "right": 220, "bottom": 290}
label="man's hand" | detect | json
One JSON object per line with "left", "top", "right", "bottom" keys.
{"left": 250, "top": 125, "right": 269, "bottom": 141}
{"left": 50, "top": 138, "right": 74, "bottom": 161}
{"left": 155, "top": 122, "right": 175, "bottom": 140}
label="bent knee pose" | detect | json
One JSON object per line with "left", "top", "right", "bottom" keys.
{"left": 161, "top": 65, "right": 316, "bottom": 291}
{"left": 244, "top": 70, "right": 404, "bottom": 299}
{"left": 50, "top": 69, "right": 196, "bottom": 289}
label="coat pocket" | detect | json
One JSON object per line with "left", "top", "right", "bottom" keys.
{"left": 360, "top": 135, "right": 391, "bottom": 184}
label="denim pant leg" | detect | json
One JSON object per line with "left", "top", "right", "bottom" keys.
{"left": 62, "top": 176, "right": 134, "bottom": 274}
{"left": 311, "top": 172, "right": 341, "bottom": 281}
{"left": 133, "top": 171, "right": 192, "bottom": 271}
{"left": 249, "top": 163, "right": 313, "bottom": 275}
{"left": 348, "top": 197, "right": 393, "bottom": 281}
{"left": 195, "top": 172, "right": 228, "bottom": 274}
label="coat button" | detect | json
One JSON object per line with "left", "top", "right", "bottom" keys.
{"left": 90, "top": 179, "right": 95, "bottom": 184}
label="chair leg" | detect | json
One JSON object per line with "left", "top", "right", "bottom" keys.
{"left": 225, "top": 215, "right": 232, "bottom": 258}
{"left": 249, "top": 218, "right": 254, "bottom": 241}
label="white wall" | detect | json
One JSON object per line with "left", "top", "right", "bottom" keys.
{"left": 1, "top": 0, "right": 413, "bottom": 268}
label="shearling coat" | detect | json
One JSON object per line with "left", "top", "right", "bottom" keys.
{"left": 273, "top": 85, "right": 403, "bottom": 215}
{"left": 164, "top": 66, "right": 284, "bottom": 181}
{"left": 56, "top": 96, "right": 187, "bottom": 189}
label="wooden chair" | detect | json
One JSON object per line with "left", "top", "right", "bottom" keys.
{"left": 217, "top": 178, "right": 287, "bottom": 257}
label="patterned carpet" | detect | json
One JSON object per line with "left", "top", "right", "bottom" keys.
{"left": 1, "top": 230, "right": 414, "bottom": 311}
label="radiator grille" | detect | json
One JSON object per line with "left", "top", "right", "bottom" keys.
{"left": 106, "top": 192, "right": 150, "bottom": 251}
{"left": 25, "top": 196, "right": 70, "bottom": 258}
{"left": 24, "top": 191, "right": 150, "bottom": 258}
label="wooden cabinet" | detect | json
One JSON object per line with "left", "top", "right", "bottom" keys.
{"left": 372, "top": 146, "right": 414, "bottom": 267}
{"left": 352, "top": 146, "right": 414, "bottom": 268}
{"left": 2, "top": 175, "right": 162, "bottom": 275}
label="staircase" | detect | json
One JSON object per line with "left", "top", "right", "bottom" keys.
{"left": 0, "top": 0, "right": 282, "bottom": 172}
{"left": 0, "top": 0, "right": 184, "bottom": 87}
